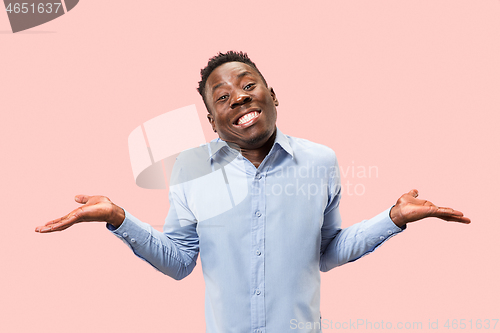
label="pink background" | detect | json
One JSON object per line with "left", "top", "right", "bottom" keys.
{"left": 1, "top": 1, "right": 499, "bottom": 332}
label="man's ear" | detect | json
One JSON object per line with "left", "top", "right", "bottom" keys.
{"left": 207, "top": 113, "right": 217, "bottom": 133}
{"left": 270, "top": 87, "right": 279, "bottom": 107}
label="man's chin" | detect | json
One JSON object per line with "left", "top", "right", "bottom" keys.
{"left": 240, "top": 127, "right": 276, "bottom": 149}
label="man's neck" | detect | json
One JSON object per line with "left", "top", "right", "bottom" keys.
{"left": 239, "top": 130, "right": 277, "bottom": 169}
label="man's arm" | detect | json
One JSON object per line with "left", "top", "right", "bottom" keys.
{"left": 318, "top": 152, "right": 470, "bottom": 272}
{"left": 319, "top": 189, "right": 470, "bottom": 272}
{"left": 34, "top": 194, "right": 200, "bottom": 280}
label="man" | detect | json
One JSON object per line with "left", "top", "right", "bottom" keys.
{"left": 35, "top": 51, "right": 470, "bottom": 332}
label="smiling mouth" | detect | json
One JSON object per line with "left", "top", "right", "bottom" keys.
{"left": 235, "top": 111, "right": 261, "bottom": 126}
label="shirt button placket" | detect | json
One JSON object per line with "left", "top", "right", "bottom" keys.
{"left": 251, "top": 171, "right": 266, "bottom": 332}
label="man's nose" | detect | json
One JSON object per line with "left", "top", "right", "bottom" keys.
{"left": 230, "top": 92, "right": 251, "bottom": 109}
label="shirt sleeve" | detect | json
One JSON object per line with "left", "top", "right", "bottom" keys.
{"left": 319, "top": 153, "right": 405, "bottom": 272}
{"left": 106, "top": 185, "right": 199, "bottom": 280}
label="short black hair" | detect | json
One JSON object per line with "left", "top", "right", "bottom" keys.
{"left": 197, "top": 51, "right": 268, "bottom": 112}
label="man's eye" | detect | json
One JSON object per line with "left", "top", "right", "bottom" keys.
{"left": 244, "top": 83, "right": 255, "bottom": 90}
{"left": 217, "top": 95, "right": 228, "bottom": 102}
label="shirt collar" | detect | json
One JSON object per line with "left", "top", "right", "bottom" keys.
{"left": 273, "top": 127, "right": 294, "bottom": 158}
{"left": 207, "top": 127, "right": 294, "bottom": 161}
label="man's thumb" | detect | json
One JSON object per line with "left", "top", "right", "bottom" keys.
{"left": 75, "top": 194, "right": 89, "bottom": 204}
{"left": 408, "top": 189, "right": 419, "bottom": 198}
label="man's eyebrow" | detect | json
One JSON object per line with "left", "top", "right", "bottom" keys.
{"left": 237, "top": 71, "right": 252, "bottom": 79}
{"left": 212, "top": 82, "right": 226, "bottom": 92}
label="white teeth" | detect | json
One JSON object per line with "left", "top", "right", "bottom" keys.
{"left": 237, "top": 111, "right": 259, "bottom": 125}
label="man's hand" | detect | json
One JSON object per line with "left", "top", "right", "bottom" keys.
{"left": 389, "top": 189, "right": 471, "bottom": 228}
{"left": 35, "top": 195, "right": 125, "bottom": 233}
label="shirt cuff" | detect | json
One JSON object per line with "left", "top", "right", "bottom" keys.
{"left": 105, "top": 209, "right": 152, "bottom": 249}
{"left": 362, "top": 206, "right": 405, "bottom": 251}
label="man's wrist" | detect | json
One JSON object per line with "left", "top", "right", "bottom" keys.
{"left": 107, "top": 204, "right": 126, "bottom": 228}
{"left": 389, "top": 204, "right": 407, "bottom": 228}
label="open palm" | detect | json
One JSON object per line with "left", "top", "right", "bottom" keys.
{"left": 35, "top": 195, "right": 118, "bottom": 233}
{"left": 390, "top": 189, "right": 471, "bottom": 227}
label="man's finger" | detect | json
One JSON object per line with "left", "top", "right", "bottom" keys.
{"left": 34, "top": 216, "right": 65, "bottom": 232}
{"left": 35, "top": 210, "right": 79, "bottom": 232}
{"left": 432, "top": 207, "right": 471, "bottom": 223}
{"left": 35, "top": 220, "right": 64, "bottom": 232}
{"left": 437, "top": 215, "right": 471, "bottom": 224}
{"left": 35, "top": 223, "right": 58, "bottom": 233}
{"left": 43, "top": 216, "right": 64, "bottom": 226}
{"left": 408, "top": 189, "right": 419, "bottom": 198}
{"left": 39, "top": 218, "right": 77, "bottom": 232}
{"left": 435, "top": 207, "right": 465, "bottom": 217}
{"left": 75, "top": 194, "right": 90, "bottom": 204}
{"left": 46, "top": 212, "right": 75, "bottom": 226}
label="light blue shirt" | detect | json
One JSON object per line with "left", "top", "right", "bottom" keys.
{"left": 107, "top": 128, "right": 404, "bottom": 333}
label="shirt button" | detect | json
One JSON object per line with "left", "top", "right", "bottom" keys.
{"left": 130, "top": 238, "right": 136, "bottom": 243}
{"left": 122, "top": 232, "right": 128, "bottom": 238}
{"left": 379, "top": 236, "right": 385, "bottom": 240}
{"left": 256, "top": 250, "right": 261, "bottom": 256}
{"left": 387, "top": 230, "right": 393, "bottom": 235}
{"left": 256, "top": 174, "right": 262, "bottom": 180}
{"left": 255, "top": 211, "right": 262, "bottom": 217}
{"left": 256, "top": 330, "right": 262, "bottom": 333}
{"left": 255, "top": 289, "right": 261, "bottom": 295}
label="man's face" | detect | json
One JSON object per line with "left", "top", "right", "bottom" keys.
{"left": 205, "top": 62, "right": 279, "bottom": 150}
